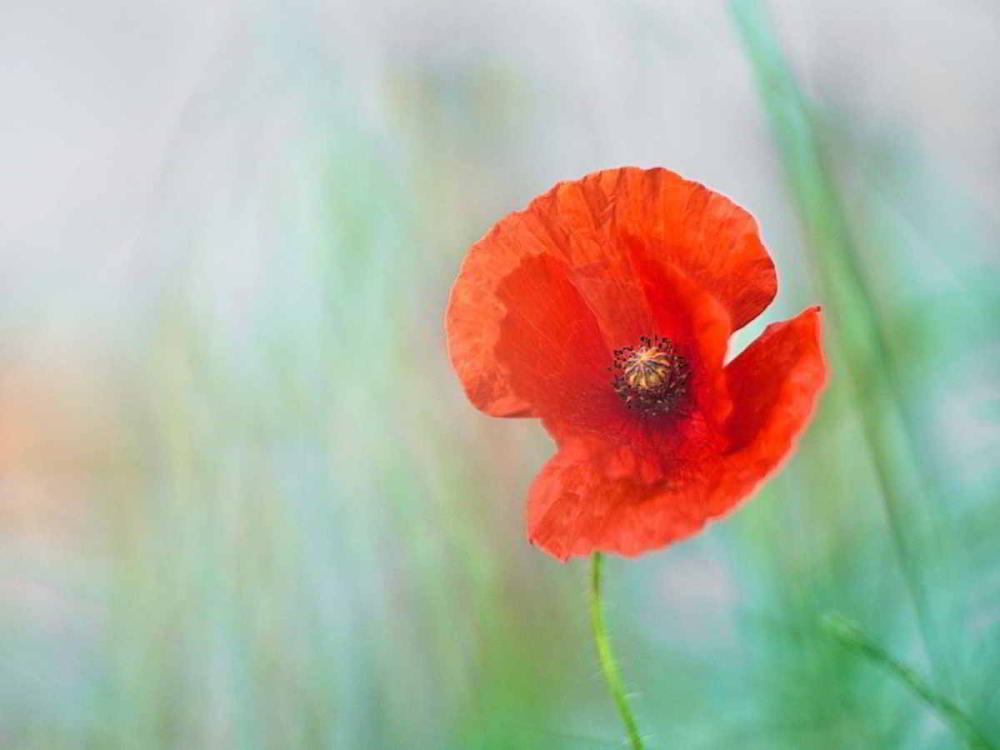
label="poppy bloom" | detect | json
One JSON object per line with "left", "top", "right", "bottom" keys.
{"left": 446, "top": 167, "right": 826, "bottom": 560}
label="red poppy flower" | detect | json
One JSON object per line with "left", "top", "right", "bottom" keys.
{"left": 446, "top": 167, "right": 826, "bottom": 560}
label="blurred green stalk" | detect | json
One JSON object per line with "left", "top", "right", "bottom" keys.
{"left": 729, "top": 0, "right": 950, "bottom": 689}
{"left": 822, "top": 614, "right": 994, "bottom": 750}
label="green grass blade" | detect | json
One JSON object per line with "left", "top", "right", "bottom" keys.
{"left": 729, "top": 0, "right": 951, "bottom": 689}
{"left": 822, "top": 614, "right": 995, "bottom": 750}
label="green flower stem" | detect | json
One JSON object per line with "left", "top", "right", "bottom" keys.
{"left": 589, "top": 552, "right": 645, "bottom": 750}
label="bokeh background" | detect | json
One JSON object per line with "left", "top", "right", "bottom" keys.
{"left": 2, "top": 1, "right": 998, "bottom": 748}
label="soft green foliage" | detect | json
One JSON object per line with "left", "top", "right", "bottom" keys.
{"left": 1, "top": 2, "right": 997, "bottom": 749}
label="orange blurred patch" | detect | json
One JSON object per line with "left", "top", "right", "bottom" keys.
{"left": 0, "top": 358, "right": 126, "bottom": 541}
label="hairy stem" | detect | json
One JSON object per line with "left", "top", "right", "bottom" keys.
{"left": 589, "top": 552, "right": 645, "bottom": 750}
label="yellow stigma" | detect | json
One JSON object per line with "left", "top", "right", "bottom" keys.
{"left": 611, "top": 335, "right": 690, "bottom": 416}
{"left": 623, "top": 346, "right": 675, "bottom": 391}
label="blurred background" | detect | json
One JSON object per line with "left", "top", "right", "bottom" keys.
{"left": 1, "top": 0, "right": 998, "bottom": 747}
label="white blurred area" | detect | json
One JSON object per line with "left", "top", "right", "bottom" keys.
{"left": 1, "top": 0, "right": 997, "bottom": 327}
{"left": 3, "top": 1, "right": 998, "bottom": 506}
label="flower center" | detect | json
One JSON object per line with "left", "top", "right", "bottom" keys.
{"left": 611, "top": 335, "right": 690, "bottom": 416}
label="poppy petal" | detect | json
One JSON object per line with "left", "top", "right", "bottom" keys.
{"left": 628, "top": 245, "right": 733, "bottom": 428}
{"left": 492, "top": 253, "right": 620, "bottom": 436}
{"left": 446, "top": 179, "right": 657, "bottom": 419}
{"left": 445, "top": 221, "right": 539, "bottom": 418}
{"left": 710, "top": 306, "right": 827, "bottom": 513}
{"left": 598, "top": 167, "right": 778, "bottom": 330}
{"left": 494, "top": 247, "right": 735, "bottom": 444}
{"left": 525, "top": 308, "right": 825, "bottom": 560}
{"left": 446, "top": 167, "right": 776, "bottom": 418}
{"left": 525, "top": 438, "right": 719, "bottom": 560}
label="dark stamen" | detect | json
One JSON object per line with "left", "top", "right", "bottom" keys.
{"left": 610, "top": 335, "right": 690, "bottom": 416}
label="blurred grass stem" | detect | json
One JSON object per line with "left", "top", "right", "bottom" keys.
{"left": 730, "top": 0, "right": 950, "bottom": 689}
{"left": 822, "top": 614, "right": 994, "bottom": 750}
{"left": 589, "top": 553, "right": 645, "bottom": 750}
